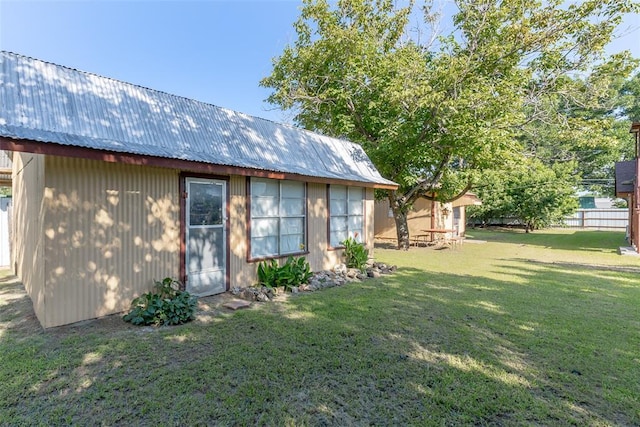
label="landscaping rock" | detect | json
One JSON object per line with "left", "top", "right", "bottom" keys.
{"left": 333, "top": 263, "right": 347, "bottom": 275}
{"left": 240, "top": 289, "right": 257, "bottom": 301}
{"left": 346, "top": 268, "right": 359, "bottom": 278}
{"left": 231, "top": 260, "right": 397, "bottom": 303}
{"left": 223, "top": 300, "right": 252, "bottom": 310}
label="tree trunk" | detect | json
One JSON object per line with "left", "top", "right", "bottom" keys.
{"left": 389, "top": 192, "right": 411, "bottom": 250}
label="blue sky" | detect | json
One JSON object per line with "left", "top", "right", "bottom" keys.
{"left": 0, "top": 0, "right": 638, "bottom": 124}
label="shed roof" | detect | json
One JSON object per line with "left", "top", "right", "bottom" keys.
{"left": 615, "top": 160, "right": 635, "bottom": 197}
{"left": 0, "top": 51, "right": 396, "bottom": 189}
{"left": 451, "top": 192, "right": 482, "bottom": 207}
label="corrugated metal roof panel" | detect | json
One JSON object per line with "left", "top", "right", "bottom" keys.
{"left": 0, "top": 51, "right": 396, "bottom": 188}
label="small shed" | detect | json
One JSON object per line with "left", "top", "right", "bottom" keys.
{"left": 373, "top": 193, "right": 482, "bottom": 244}
{"left": 0, "top": 51, "right": 397, "bottom": 328}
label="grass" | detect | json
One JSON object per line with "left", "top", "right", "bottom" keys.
{"left": 1, "top": 228, "right": 639, "bottom": 425}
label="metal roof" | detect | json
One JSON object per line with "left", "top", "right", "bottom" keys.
{"left": 0, "top": 51, "right": 396, "bottom": 188}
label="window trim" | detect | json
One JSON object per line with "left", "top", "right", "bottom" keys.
{"left": 327, "top": 184, "right": 366, "bottom": 250}
{"left": 247, "top": 177, "right": 308, "bottom": 262}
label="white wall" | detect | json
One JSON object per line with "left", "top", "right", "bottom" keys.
{"left": 0, "top": 197, "right": 10, "bottom": 267}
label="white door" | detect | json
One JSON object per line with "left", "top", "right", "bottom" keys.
{"left": 185, "top": 178, "right": 226, "bottom": 296}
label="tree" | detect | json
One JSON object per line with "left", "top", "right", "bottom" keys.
{"left": 262, "top": 0, "right": 638, "bottom": 249}
{"left": 620, "top": 71, "right": 640, "bottom": 122}
{"left": 468, "top": 159, "right": 580, "bottom": 233}
{"left": 469, "top": 159, "right": 579, "bottom": 232}
{"left": 518, "top": 65, "right": 639, "bottom": 198}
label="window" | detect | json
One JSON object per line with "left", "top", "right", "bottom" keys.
{"left": 329, "top": 185, "right": 364, "bottom": 247}
{"left": 250, "top": 178, "right": 306, "bottom": 258}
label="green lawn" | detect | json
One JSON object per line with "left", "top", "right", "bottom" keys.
{"left": 1, "top": 229, "right": 639, "bottom": 425}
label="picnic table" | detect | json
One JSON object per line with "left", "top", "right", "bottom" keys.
{"left": 415, "top": 228, "right": 463, "bottom": 248}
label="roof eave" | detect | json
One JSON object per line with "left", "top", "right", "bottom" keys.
{"left": 0, "top": 136, "right": 398, "bottom": 190}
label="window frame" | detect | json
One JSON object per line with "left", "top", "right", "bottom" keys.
{"left": 247, "top": 177, "right": 308, "bottom": 261}
{"left": 328, "top": 184, "right": 365, "bottom": 249}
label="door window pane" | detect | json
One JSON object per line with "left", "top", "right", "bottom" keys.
{"left": 188, "top": 225, "right": 223, "bottom": 272}
{"left": 189, "top": 183, "right": 223, "bottom": 225}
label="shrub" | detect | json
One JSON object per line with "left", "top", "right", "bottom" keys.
{"left": 123, "top": 277, "right": 197, "bottom": 326}
{"left": 342, "top": 236, "right": 369, "bottom": 271}
{"left": 257, "top": 256, "right": 313, "bottom": 291}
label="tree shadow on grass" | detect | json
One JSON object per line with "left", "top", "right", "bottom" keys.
{"left": 0, "top": 264, "right": 638, "bottom": 425}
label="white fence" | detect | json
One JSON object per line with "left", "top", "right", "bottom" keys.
{"left": 0, "top": 197, "right": 11, "bottom": 267}
{"left": 469, "top": 208, "right": 629, "bottom": 231}
{"left": 561, "top": 209, "right": 628, "bottom": 230}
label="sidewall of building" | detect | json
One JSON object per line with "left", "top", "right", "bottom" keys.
{"left": 20, "top": 157, "right": 377, "bottom": 327}
{"left": 12, "top": 152, "right": 46, "bottom": 325}
{"left": 43, "top": 156, "right": 180, "bottom": 327}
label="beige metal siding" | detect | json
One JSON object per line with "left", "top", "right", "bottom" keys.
{"left": 228, "top": 175, "right": 255, "bottom": 288}
{"left": 365, "top": 188, "right": 375, "bottom": 257}
{"left": 43, "top": 157, "right": 180, "bottom": 327}
{"left": 12, "top": 152, "right": 45, "bottom": 324}
{"left": 307, "top": 183, "right": 340, "bottom": 271}
{"left": 307, "top": 184, "right": 374, "bottom": 270}
{"left": 373, "top": 199, "right": 398, "bottom": 240}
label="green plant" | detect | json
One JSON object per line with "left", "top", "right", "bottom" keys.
{"left": 257, "top": 259, "right": 279, "bottom": 289}
{"left": 123, "top": 277, "right": 197, "bottom": 326}
{"left": 256, "top": 256, "right": 313, "bottom": 291}
{"left": 342, "top": 236, "right": 369, "bottom": 271}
